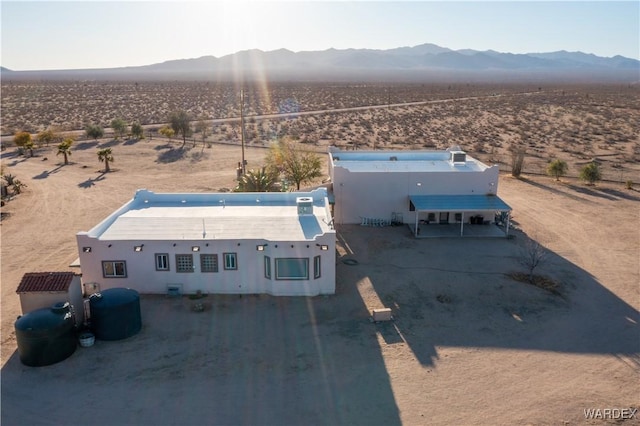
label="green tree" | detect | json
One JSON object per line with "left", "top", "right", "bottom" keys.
{"left": 97, "top": 148, "right": 114, "bottom": 172}
{"left": 236, "top": 167, "right": 280, "bottom": 192}
{"left": 13, "top": 131, "right": 31, "bottom": 153}
{"left": 131, "top": 123, "right": 144, "bottom": 140}
{"left": 159, "top": 125, "right": 175, "bottom": 141}
{"left": 169, "top": 110, "right": 192, "bottom": 148}
{"left": 36, "top": 129, "right": 61, "bottom": 146}
{"left": 265, "top": 139, "right": 322, "bottom": 190}
{"left": 56, "top": 138, "right": 73, "bottom": 165}
{"left": 546, "top": 159, "right": 568, "bottom": 181}
{"left": 580, "top": 161, "right": 602, "bottom": 185}
{"left": 111, "top": 118, "right": 127, "bottom": 140}
{"left": 85, "top": 124, "right": 104, "bottom": 141}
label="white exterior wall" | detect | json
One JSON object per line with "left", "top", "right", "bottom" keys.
{"left": 76, "top": 236, "right": 335, "bottom": 296}
{"left": 76, "top": 189, "right": 336, "bottom": 297}
{"left": 331, "top": 165, "right": 500, "bottom": 225}
{"left": 18, "top": 276, "right": 84, "bottom": 325}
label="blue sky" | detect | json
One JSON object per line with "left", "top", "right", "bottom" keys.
{"left": 1, "top": 1, "right": 638, "bottom": 70}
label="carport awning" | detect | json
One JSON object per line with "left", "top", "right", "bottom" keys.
{"left": 409, "top": 194, "right": 511, "bottom": 212}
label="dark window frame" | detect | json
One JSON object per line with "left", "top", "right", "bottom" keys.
{"left": 223, "top": 252, "right": 238, "bottom": 270}
{"left": 155, "top": 253, "right": 170, "bottom": 271}
{"left": 200, "top": 253, "right": 219, "bottom": 273}
{"left": 175, "top": 254, "right": 194, "bottom": 273}
{"left": 275, "top": 257, "right": 309, "bottom": 281}
{"left": 102, "top": 260, "right": 127, "bottom": 278}
{"left": 264, "top": 256, "right": 271, "bottom": 279}
{"left": 314, "top": 255, "right": 321, "bottom": 279}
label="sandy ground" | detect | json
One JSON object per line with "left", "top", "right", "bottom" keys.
{"left": 1, "top": 140, "right": 639, "bottom": 425}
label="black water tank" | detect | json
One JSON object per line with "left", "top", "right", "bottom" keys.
{"left": 15, "top": 302, "right": 77, "bottom": 367}
{"left": 89, "top": 288, "right": 141, "bottom": 340}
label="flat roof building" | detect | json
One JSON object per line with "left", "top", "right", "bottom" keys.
{"left": 328, "top": 147, "right": 511, "bottom": 236}
{"left": 76, "top": 188, "right": 336, "bottom": 296}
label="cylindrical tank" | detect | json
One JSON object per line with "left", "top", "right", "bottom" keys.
{"left": 89, "top": 288, "right": 141, "bottom": 341}
{"left": 15, "top": 302, "right": 77, "bottom": 367}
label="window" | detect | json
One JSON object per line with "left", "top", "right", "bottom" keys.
{"left": 155, "top": 254, "right": 169, "bottom": 271}
{"left": 175, "top": 254, "right": 194, "bottom": 273}
{"left": 102, "top": 261, "right": 127, "bottom": 278}
{"left": 224, "top": 253, "right": 237, "bottom": 270}
{"left": 275, "top": 258, "right": 309, "bottom": 280}
{"left": 200, "top": 254, "right": 218, "bottom": 273}
{"left": 314, "top": 255, "right": 321, "bottom": 279}
{"left": 264, "top": 256, "right": 271, "bottom": 279}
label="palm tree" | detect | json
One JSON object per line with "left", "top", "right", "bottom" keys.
{"left": 97, "top": 148, "right": 114, "bottom": 172}
{"left": 56, "top": 138, "right": 73, "bottom": 165}
{"left": 236, "top": 167, "right": 279, "bottom": 192}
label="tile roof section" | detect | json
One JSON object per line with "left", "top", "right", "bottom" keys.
{"left": 16, "top": 272, "right": 76, "bottom": 293}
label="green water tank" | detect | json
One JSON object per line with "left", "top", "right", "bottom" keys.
{"left": 15, "top": 302, "right": 77, "bottom": 367}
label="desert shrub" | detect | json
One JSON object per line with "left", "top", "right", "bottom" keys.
{"left": 579, "top": 162, "right": 602, "bottom": 185}
{"left": 85, "top": 124, "right": 104, "bottom": 140}
{"left": 625, "top": 180, "right": 634, "bottom": 190}
{"left": 546, "top": 159, "right": 568, "bottom": 181}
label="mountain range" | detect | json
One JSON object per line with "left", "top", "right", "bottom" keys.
{"left": 2, "top": 43, "right": 638, "bottom": 82}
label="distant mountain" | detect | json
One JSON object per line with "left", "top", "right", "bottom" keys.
{"left": 2, "top": 43, "right": 638, "bottom": 82}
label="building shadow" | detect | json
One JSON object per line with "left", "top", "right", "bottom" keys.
{"left": 335, "top": 225, "right": 639, "bottom": 367}
{"left": 1, "top": 280, "right": 401, "bottom": 425}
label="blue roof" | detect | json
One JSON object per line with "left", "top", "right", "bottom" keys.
{"left": 409, "top": 194, "right": 511, "bottom": 212}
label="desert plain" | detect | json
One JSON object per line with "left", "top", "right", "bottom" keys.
{"left": 0, "top": 81, "right": 639, "bottom": 425}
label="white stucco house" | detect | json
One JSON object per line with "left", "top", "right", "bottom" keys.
{"left": 328, "top": 147, "right": 511, "bottom": 236}
{"left": 76, "top": 188, "right": 336, "bottom": 296}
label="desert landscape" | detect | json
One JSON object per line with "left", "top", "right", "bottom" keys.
{"left": 2, "top": 82, "right": 639, "bottom": 182}
{"left": 1, "top": 81, "right": 639, "bottom": 425}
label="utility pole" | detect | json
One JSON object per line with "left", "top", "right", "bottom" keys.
{"left": 240, "top": 89, "right": 246, "bottom": 175}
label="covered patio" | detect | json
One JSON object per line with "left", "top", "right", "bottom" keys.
{"left": 409, "top": 194, "right": 512, "bottom": 238}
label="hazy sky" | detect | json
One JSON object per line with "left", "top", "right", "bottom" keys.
{"left": 2, "top": 1, "right": 638, "bottom": 70}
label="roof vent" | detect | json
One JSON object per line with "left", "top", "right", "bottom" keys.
{"left": 296, "top": 197, "right": 313, "bottom": 216}
{"left": 451, "top": 151, "right": 466, "bottom": 164}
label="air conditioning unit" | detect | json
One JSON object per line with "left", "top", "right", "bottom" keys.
{"left": 451, "top": 151, "right": 466, "bottom": 164}
{"left": 167, "top": 284, "right": 182, "bottom": 297}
